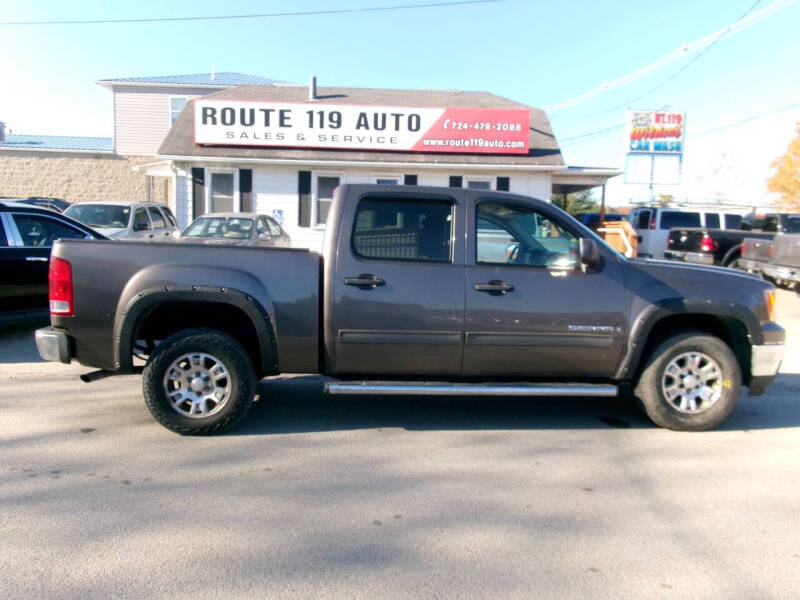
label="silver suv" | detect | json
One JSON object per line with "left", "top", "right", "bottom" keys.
{"left": 64, "top": 202, "right": 179, "bottom": 241}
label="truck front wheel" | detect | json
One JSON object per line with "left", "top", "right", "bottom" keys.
{"left": 634, "top": 332, "right": 742, "bottom": 431}
{"left": 142, "top": 328, "right": 257, "bottom": 435}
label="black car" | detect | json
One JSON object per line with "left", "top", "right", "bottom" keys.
{"left": 0, "top": 201, "right": 103, "bottom": 322}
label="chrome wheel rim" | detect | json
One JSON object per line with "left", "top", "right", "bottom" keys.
{"left": 163, "top": 352, "right": 231, "bottom": 418}
{"left": 661, "top": 351, "right": 723, "bottom": 414}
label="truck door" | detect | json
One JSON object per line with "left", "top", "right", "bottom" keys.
{"left": 330, "top": 189, "right": 466, "bottom": 375}
{"left": 463, "top": 195, "right": 627, "bottom": 377}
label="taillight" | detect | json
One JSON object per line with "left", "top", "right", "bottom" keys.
{"left": 769, "top": 244, "right": 774, "bottom": 258}
{"left": 740, "top": 242, "right": 746, "bottom": 256}
{"left": 49, "top": 257, "right": 74, "bottom": 316}
{"left": 700, "top": 233, "right": 714, "bottom": 253}
{"left": 649, "top": 216, "right": 656, "bottom": 230}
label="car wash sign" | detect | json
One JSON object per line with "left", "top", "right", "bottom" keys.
{"left": 626, "top": 110, "right": 684, "bottom": 154}
{"left": 194, "top": 100, "right": 530, "bottom": 154}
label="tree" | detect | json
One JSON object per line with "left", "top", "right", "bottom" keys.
{"left": 657, "top": 193, "right": 674, "bottom": 206}
{"left": 767, "top": 122, "right": 800, "bottom": 211}
{"left": 554, "top": 189, "right": 600, "bottom": 217}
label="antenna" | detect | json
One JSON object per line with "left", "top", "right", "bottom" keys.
{"left": 211, "top": 62, "right": 215, "bottom": 81}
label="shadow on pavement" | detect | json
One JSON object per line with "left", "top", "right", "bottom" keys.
{"left": 0, "top": 318, "right": 49, "bottom": 363}
{"left": 231, "top": 373, "right": 800, "bottom": 435}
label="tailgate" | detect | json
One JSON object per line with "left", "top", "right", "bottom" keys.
{"left": 666, "top": 229, "right": 704, "bottom": 252}
{"left": 743, "top": 238, "right": 773, "bottom": 261}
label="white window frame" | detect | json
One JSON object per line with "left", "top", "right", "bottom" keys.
{"left": 464, "top": 176, "right": 494, "bottom": 190}
{"left": 205, "top": 169, "right": 240, "bottom": 214}
{"left": 168, "top": 96, "right": 189, "bottom": 127}
{"left": 312, "top": 171, "right": 345, "bottom": 229}
{"left": 371, "top": 173, "right": 401, "bottom": 185}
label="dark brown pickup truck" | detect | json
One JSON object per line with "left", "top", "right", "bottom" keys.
{"left": 36, "top": 185, "right": 785, "bottom": 433}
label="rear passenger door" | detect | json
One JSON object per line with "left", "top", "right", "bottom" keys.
{"left": 331, "top": 190, "right": 466, "bottom": 375}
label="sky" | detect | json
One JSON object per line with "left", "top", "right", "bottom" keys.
{"left": 1, "top": 0, "right": 799, "bottom": 206}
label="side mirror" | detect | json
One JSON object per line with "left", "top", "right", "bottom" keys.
{"left": 580, "top": 238, "right": 601, "bottom": 271}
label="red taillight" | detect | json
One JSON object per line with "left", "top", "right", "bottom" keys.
{"left": 769, "top": 244, "right": 774, "bottom": 258}
{"left": 700, "top": 233, "right": 714, "bottom": 253}
{"left": 649, "top": 216, "right": 656, "bottom": 230}
{"left": 49, "top": 257, "right": 74, "bottom": 316}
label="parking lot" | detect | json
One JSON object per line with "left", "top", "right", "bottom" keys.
{"left": 1, "top": 290, "right": 799, "bottom": 599}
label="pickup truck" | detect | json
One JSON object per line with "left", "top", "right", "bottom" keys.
{"left": 740, "top": 234, "right": 800, "bottom": 289}
{"left": 663, "top": 212, "right": 800, "bottom": 268}
{"left": 35, "top": 185, "right": 785, "bottom": 434}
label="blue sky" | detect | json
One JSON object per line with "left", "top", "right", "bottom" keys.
{"left": 2, "top": 0, "right": 799, "bottom": 205}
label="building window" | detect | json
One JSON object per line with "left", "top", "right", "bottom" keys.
{"left": 170, "top": 97, "right": 188, "bottom": 125}
{"left": 313, "top": 172, "right": 342, "bottom": 226}
{"left": 466, "top": 177, "right": 493, "bottom": 190}
{"left": 208, "top": 172, "right": 236, "bottom": 213}
{"left": 372, "top": 174, "right": 401, "bottom": 185}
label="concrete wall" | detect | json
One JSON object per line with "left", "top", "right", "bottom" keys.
{"left": 0, "top": 151, "right": 169, "bottom": 204}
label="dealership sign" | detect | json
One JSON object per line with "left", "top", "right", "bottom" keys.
{"left": 194, "top": 100, "right": 530, "bottom": 154}
{"left": 626, "top": 110, "right": 684, "bottom": 154}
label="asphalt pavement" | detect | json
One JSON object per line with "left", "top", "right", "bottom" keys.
{"left": 1, "top": 290, "right": 799, "bottom": 599}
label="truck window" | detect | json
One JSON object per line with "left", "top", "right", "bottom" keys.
{"left": 148, "top": 207, "right": 166, "bottom": 229}
{"left": 660, "top": 211, "right": 700, "bottom": 229}
{"left": 763, "top": 216, "right": 779, "bottom": 233}
{"left": 785, "top": 216, "right": 800, "bottom": 234}
{"left": 724, "top": 214, "right": 742, "bottom": 229}
{"left": 352, "top": 197, "right": 452, "bottom": 262}
{"left": 476, "top": 202, "right": 579, "bottom": 268}
{"left": 634, "top": 209, "right": 651, "bottom": 230}
{"left": 133, "top": 208, "right": 151, "bottom": 231}
{"left": 704, "top": 213, "right": 720, "bottom": 229}
{"left": 11, "top": 214, "right": 85, "bottom": 247}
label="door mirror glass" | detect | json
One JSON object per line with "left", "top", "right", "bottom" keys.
{"left": 580, "top": 238, "right": 600, "bottom": 270}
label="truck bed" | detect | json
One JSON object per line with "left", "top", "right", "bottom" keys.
{"left": 50, "top": 239, "right": 320, "bottom": 374}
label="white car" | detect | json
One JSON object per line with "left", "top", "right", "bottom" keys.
{"left": 64, "top": 202, "right": 179, "bottom": 241}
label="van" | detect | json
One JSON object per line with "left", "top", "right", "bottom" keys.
{"left": 628, "top": 207, "right": 743, "bottom": 259}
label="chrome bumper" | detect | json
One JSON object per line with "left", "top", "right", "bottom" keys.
{"left": 664, "top": 250, "right": 714, "bottom": 265}
{"left": 35, "top": 327, "right": 72, "bottom": 364}
{"left": 751, "top": 343, "right": 784, "bottom": 377}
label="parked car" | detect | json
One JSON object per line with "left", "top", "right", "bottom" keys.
{"left": 36, "top": 185, "right": 783, "bottom": 434}
{"left": 740, "top": 233, "right": 800, "bottom": 289}
{"left": 0, "top": 200, "right": 103, "bottom": 322}
{"left": 178, "top": 213, "right": 291, "bottom": 247}
{"left": 64, "top": 202, "right": 179, "bottom": 241}
{"left": 628, "top": 206, "right": 744, "bottom": 259}
{"left": 665, "top": 212, "right": 800, "bottom": 267}
{"left": 17, "top": 197, "right": 72, "bottom": 213}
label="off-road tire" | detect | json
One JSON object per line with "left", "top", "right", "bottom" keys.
{"left": 634, "top": 331, "right": 741, "bottom": 431}
{"left": 142, "top": 328, "right": 257, "bottom": 435}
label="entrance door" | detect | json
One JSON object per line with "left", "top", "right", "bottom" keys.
{"left": 331, "top": 190, "right": 466, "bottom": 375}
{"left": 463, "top": 196, "right": 628, "bottom": 378}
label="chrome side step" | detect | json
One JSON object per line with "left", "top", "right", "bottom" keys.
{"left": 324, "top": 382, "right": 618, "bottom": 397}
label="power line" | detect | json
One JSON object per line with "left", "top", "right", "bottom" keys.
{"left": 554, "top": 0, "right": 765, "bottom": 119}
{"left": 0, "top": 0, "right": 502, "bottom": 26}
{"left": 547, "top": 0, "right": 796, "bottom": 114}
{"left": 559, "top": 100, "right": 800, "bottom": 146}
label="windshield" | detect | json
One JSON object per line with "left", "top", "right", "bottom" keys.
{"left": 182, "top": 217, "right": 254, "bottom": 239}
{"left": 65, "top": 204, "right": 130, "bottom": 229}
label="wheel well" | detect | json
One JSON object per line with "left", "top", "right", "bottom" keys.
{"left": 637, "top": 314, "right": 751, "bottom": 383}
{"left": 133, "top": 301, "right": 263, "bottom": 374}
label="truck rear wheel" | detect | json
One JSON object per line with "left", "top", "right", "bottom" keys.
{"left": 142, "top": 328, "right": 257, "bottom": 435}
{"left": 634, "top": 332, "right": 741, "bottom": 431}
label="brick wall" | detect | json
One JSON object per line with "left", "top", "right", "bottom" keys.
{"left": 0, "top": 151, "right": 169, "bottom": 204}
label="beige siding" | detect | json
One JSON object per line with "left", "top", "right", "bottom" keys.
{"left": 113, "top": 86, "right": 213, "bottom": 156}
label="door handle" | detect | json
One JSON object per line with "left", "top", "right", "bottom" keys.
{"left": 474, "top": 280, "right": 514, "bottom": 295}
{"left": 344, "top": 274, "right": 385, "bottom": 289}
{"left": 148, "top": 234, "right": 155, "bottom": 239}
{"left": 25, "top": 256, "right": 48, "bottom": 262}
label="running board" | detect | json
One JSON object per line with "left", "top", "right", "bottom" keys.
{"left": 324, "top": 382, "right": 618, "bottom": 397}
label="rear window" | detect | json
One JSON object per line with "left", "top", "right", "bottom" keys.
{"left": 704, "top": 213, "right": 720, "bottom": 229}
{"left": 785, "top": 216, "right": 800, "bottom": 234}
{"left": 724, "top": 214, "right": 742, "bottom": 229}
{"left": 660, "top": 211, "right": 701, "bottom": 229}
{"left": 65, "top": 204, "right": 130, "bottom": 229}
{"left": 352, "top": 197, "right": 453, "bottom": 262}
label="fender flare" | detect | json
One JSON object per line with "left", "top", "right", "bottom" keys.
{"left": 614, "top": 298, "right": 760, "bottom": 381}
{"left": 114, "top": 285, "right": 278, "bottom": 375}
